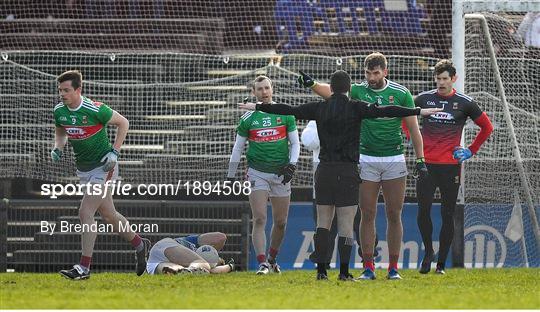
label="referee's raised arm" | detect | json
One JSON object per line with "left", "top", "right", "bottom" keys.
{"left": 354, "top": 100, "right": 442, "bottom": 119}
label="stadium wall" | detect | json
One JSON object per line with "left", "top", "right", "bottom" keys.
{"left": 248, "top": 203, "right": 539, "bottom": 270}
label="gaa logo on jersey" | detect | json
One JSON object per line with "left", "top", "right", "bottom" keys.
{"left": 256, "top": 129, "right": 279, "bottom": 137}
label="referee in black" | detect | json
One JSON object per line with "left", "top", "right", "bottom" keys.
{"left": 239, "top": 70, "right": 441, "bottom": 281}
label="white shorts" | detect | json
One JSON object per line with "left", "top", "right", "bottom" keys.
{"left": 76, "top": 163, "right": 119, "bottom": 185}
{"left": 146, "top": 238, "right": 179, "bottom": 275}
{"left": 359, "top": 154, "right": 408, "bottom": 182}
{"left": 246, "top": 167, "right": 291, "bottom": 197}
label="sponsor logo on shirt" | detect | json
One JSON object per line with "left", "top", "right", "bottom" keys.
{"left": 431, "top": 112, "right": 455, "bottom": 120}
{"left": 63, "top": 124, "right": 103, "bottom": 140}
{"left": 248, "top": 125, "right": 287, "bottom": 142}
{"left": 252, "top": 120, "right": 259, "bottom": 126}
{"left": 257, "top": 129, "right": 279, "bottom": 137}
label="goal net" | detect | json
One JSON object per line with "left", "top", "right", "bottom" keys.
{"left": 461, "top": 11, "right": 539, "bottom": 267}
{"left": 1, "top": 0, "right": 455, "bottom": 197}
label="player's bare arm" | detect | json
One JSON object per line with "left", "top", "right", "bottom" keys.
{"left": 107, "top": 111, "right": 129, "bottom": 151}
{"left": 404, "top": 115, "right": 425, "bottom": 159}
{"left": 51, "top": 126, "right": 68, "bottom": 162}
{"left": 53, "top": 126, "right": 68, "bottom": 150}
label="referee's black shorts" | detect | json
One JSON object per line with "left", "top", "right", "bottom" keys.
{"left": 315, "top": 162, "right": 360, "bottom": 207}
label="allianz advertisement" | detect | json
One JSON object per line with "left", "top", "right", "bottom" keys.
{"left": 248, "top": 202, "right": 538, "bottom": 270}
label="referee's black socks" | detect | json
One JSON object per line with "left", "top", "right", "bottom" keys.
{"left": 338, "top": 236, "right": 353, "bottom": 275}
{"left": 314, "top": 227, "right": 330, "bottom": 274}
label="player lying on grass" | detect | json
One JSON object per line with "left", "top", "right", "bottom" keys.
{"left": 146, "top": 232, "right": 235, "bottom": 275}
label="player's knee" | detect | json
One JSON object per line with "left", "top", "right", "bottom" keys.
{"left": 441, "top": 210, "right": 455, "bottom": 223}
{"left": 100, "top": 211, "right": 117, "bottom": 224}
{"left": 274, "top": 219, "right": 287, "bottom": 231}
{"left": 360, "top": 209, "right": 376, "bottom": 222}
{"left": 217, "top": 232, "right": 227, "bottom": 245}
{"left": 253, "top": 216, "right": 267, "bottom": 227}
{"left": 386, "top": 211, "right": 402, "bottom": 224}
{"left": 78, "top": 209, "right": 94, "bottom": 223}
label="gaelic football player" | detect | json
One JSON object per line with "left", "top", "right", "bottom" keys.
{"left": 53, "top": 70, "right": 150, "bottom": 280}
{"left": 298, "top": 53, "right": 428, "bottom": 280}
{"left": 415, "top": 59, "right": 493, "bottom": 274}
{"left": 227, "top": 75, "right": 300, "bottom": 274}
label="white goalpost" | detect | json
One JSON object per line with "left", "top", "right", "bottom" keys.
{"left": 452, "top": 0, "right": 540, "bottom": 267}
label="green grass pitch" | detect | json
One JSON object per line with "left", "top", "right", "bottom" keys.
{"left": 1, "top": 268, "right": 539, "bottom": 309}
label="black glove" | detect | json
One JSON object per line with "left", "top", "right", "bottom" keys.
{"left": 226, "top": 258, "right": 235, "bottom": 271}
{"left": 414, "top": 158, "right": 429, "bottom": 180}
{"left": 297, "top": 70, "right": 316, "bottom": 88}
{"left": 278, "top": 163, "right": 296, "bottom": 185}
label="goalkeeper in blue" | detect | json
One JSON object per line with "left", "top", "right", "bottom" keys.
{"left": 415, "top": 59, "right": 493, "bottom": 274}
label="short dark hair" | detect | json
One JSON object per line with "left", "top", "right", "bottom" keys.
{"left": 364, "top": 52, "right": 387, "bottom": 70}
{"left": 57, "top": 70, "right": 82, "bottom": 89}
{"left": 434, "top": 59, "right": 456, "bottom": 77}
{"left": 251, "top": 75, "right": 272, "bottom": 89}
{"left": 330, "top": 70, "right": 351, "bottom": 94}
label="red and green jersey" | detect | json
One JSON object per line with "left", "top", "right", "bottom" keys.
{"left": 54, "top": 96, "right": 114, "bottom": 171}
{"left": 236, "top": 109, "right": 297, "bottom": 174}
{"left": 350, "top": 79, "right": 415, "bottom": 157}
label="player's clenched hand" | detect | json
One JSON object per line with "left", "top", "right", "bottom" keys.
{"left": 238, "top": 102, "right": 256, "bottom": 110}
{"left": 278, "top": 163, "right": 296, "bottom": 185}
{"left": 453, "top": 146, "right": 472, "bottom": 164}
{"left": 413, "top": 157, "right": 429, "bottom": 180}
{"left": 50, "top": 148, "right": 62, "bottom": 162}
{"left": 101, "top": 148, "right": 119, "bottom": 172}
{"left": 297, "top": 70, "right": 316, "bottom": 88}
{"left": 419, "top": 107, "right": 443, "bottom": 116}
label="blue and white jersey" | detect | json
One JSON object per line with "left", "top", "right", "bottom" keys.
{"left": 173, "top": 235, "right": 200, "bottom": 251}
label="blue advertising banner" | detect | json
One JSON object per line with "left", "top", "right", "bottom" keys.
{"left": 248, "top": 202, "right": 538, "bottom": 270}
